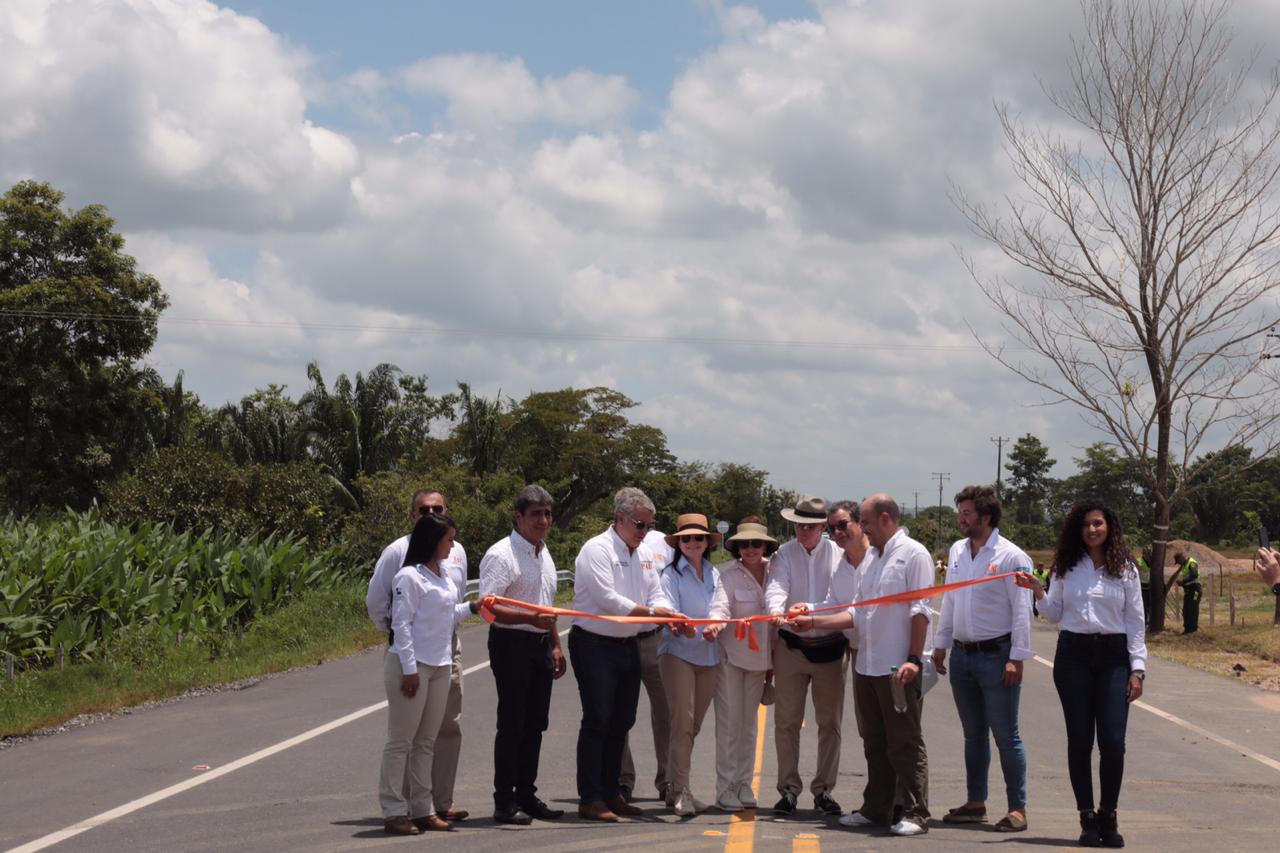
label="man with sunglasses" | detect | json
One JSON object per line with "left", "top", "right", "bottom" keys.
{"left": 367, "top": 488, "right": 471, "bottom": 822}
{"left": 569, "top": 487, "right": 686, "bottom": 823}
{"left": 765, "top": 495, "right": 846, "bottom": 817}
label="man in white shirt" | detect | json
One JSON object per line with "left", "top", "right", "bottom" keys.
{"left": 366, "top": 488, "right": 469, "bottom": 821}
{"left": 569, "top": 487, "right": 684, "bottom": 823}
{"left": 932, "top": 485, "right": 1033, "bottom": 833}
{"left": 618, "top": 528, "right": 675, "bottom": 804}
{"left": 799, "top": 494, "right": 932, "bottom": 836}
{"left": 764, "top": 495, "right": 846, "bottom": 817}
{"left": 478, "top": 484, "right": 566, "bottom": 825}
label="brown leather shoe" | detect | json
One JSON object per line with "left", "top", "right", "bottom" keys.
{"left": 383, "top": 815, "right": 420, "bottom": 835}
{"left": 578, "top": 800, "right": 619, "bottom": 822}
{"left": 411, "top": 814, "right": 453, "bottom": 832}
{"left": 605, "top": 794, "right": 643, "bottom": 817}
{"left": 439, "top": 809, "right": 469, "bottom": 821}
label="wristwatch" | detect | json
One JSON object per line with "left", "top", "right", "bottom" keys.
{"left": 1131, "top": 670, "right": 1146, "bottom": 681}
{"left": 648, "top": 605, "right": 656, "bottom": 617}
{"left": 1272, "top": 582, "right": 1280, "bottom": 596}
{"left": 906, "top": 654, "right": 923, "bottom": 668}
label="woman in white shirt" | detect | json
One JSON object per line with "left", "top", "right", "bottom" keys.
{"left": 703, "top": 517, "right": 778, "bottom": 813}
{"left": 378, "top": 514, "right": 478, "bottom": 835}
{"left": 1018, "top": 499, "right": 1146, "bottom": 849}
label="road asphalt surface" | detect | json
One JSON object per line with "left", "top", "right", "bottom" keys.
{"left": 3, "top": 620, "right": 1279, "bottom": 852}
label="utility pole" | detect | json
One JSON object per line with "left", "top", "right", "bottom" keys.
{"left": 990, "top": 436, "right": 1010, "bottom": 498}
{"left": 913, "top": 491, "right": 919, "bottom": 521}
{"left": 931, "top": 472, "right": 950, "bottom": 552}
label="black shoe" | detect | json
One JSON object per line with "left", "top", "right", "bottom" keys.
{"left": 619, "top": 786, "right": 633, "bottom": 804}
{"left": 493, "top": 804, "right": 533, "bottom": 825}
{"left": 1079, "top": 810, "right": 1102, "bottom": 847}
{"left": 519, "top": 798, "right": 565, "bottom": 821}
{"left": 772, "top": 792, "right": 798, "bottom": 815}
{"left": 1096, "top": 810, "right": 1125, "bottom": 848}
{"left": 814, "top": 791, "right": 842, "bottom": 816}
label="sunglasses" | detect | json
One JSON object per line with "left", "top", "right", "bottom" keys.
{"left": 415, "top": 505, "right": 445, "bottom": 515}
{"left": 828, "top": 519, "right": 856, "bottom": 534}
{"left": 679, "top": 534, "right": 708, "bottom": 543}
{"left": 624, "top": 516, "right": 654, "bottom": 531}
{"left": 796, "top": 522, "right": 824, "bottom": 530}
{"left": 739, "top": 540, "right": 766, "bottom": 549}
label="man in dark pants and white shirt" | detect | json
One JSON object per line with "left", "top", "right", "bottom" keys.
{"left": 478, "top": 484, "right": 567, "bottom": 825}
{"left": 366, "top": 488, "right": 469, "bottom": 821}
{"left": 570, "top": 487, "right": 685, "bottom": 822}
{"left": 932, "top": 485, "right": 1033, "bottom": 832}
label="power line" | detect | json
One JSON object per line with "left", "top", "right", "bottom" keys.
{"left": 0, "top": 308, "right": 1017, "bottom": 354}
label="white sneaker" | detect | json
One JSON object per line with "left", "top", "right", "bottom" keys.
{"left": 674, "top": 791, "right": 696, "bottom": 817}
{"left": 890, "top": 818, "right": 927, "bottom": 836}
{"left": 737, "top": 784, "right": 757, "bottom": 808}
{"left": 839, "top": 810, "right": 874, "bottom": 828}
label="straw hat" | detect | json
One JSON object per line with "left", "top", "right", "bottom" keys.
{"left": 780, "top": 495, "right": 829, "bottom": 525}
{"left": 725, "top": 521, "right": 779, "bottom": 557}
{"left": 664, "top": 513, "right": 723, "bottom": 549}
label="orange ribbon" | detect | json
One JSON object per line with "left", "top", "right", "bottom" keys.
{"left": 478, "top": 570, "right": 1021, "bottom": 650}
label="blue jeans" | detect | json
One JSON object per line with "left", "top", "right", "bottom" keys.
{"left": 1052, "top": 631, "right": 1130, "bottom": 811}
{"left": 948, "top": 639, "right": 1027, "bottom": 810}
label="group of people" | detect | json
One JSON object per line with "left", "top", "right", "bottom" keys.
{"left": 365, "top": 482, "right": 1280, "bottom": 846}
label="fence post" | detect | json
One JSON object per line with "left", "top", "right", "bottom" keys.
{"left": 1229, "top": 576, "right": 1236, "bottom": 626}
{"left": 5, "top": 653, "right": 14, "bottom": 683}
{"left": 1209, "top": 572, "right": 1216, "bottom": 627}
{"left": 56, "top": 645, "right": 64, "bottom": 671}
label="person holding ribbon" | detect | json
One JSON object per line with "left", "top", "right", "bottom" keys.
{"left": 378, "top": 513, "right": 479, "bottom": 835}
{"left": 704, "top": 516, "right": 777, "bottom": 812}
{"left": 1017, "top": 499, "right": 1146, "bottom": 848}
{"left": 657, "top": 513, "right": 723, "bottom": 816}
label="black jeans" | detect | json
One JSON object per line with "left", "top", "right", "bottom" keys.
{"left": 1052, "top": 631, "right": 1130, "bottom": 812}
{"left": 568, "top": 626, "right": 642, "bottom": 804}
{"left": 489, "top": 627, "right": 555, "bottom": 808}
{"left": 1182, "top": 584, "right": 1202, "bottom": 633}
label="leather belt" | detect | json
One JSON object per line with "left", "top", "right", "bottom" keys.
{"left": 955, "top": 633, "right": 1012, "bottom": 653}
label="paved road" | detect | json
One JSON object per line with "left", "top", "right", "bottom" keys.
{"left": 3, "top": 620, "right": 1279, "bottom": 852}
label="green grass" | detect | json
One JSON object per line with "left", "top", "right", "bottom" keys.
{"left": 0, "top": 581, "right": 383, "bottom": 737}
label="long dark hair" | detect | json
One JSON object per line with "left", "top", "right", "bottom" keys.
{"left": 1051, "top": 498, "right": 1130, "bottom": 579}
{"left": 404, "top": 513, "right": 456, "bottom": 567}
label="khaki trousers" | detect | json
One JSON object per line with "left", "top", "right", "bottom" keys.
{"left": 621, "top": 630, "right": 670, "bottom": 794}
{"left": 378, "top": 652, "right": 452, "bottom": 819}
{"left": 659, "top": 654, "right": 717, "bottom": 795}
{"left": 714, "top": 661, "right": 766, "bottom": 803}
{"left": 773, "top": 641, "right": 845, "bottom": 797}
{"left": 432, "top": 633, "right": 463, "bottom": 812}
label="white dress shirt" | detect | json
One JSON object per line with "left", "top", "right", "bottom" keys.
{"left": 934, "top": 529, "right": 1034, "bottom": 661}
{"left": 572, "top": 527, "right": 671, "bottom": 638}
{"left": 821, "top": 548, "right": 874, "bottom": 647}
{"left": 643, "top": 529, "right": 676, "bottom": 567}
{"left": 853, "top": 529, "right": 934, "bottom": 677}
{"left": 390, "top": 564, "right": 474, "bottom": 675}
{"left": 764, "top": 537, "right": 843, "bottom": 638}
{"left": 1037, "top": 557, "right": 1148, "bottom": 672}
{"left": 367, "top": 536, "right": 467, "bottom": 632}
{"left": 478, "top": 529, "right": 558, "bottom": 633}
{"left": 709, "top": 559, "right": 773, "bottom": 671}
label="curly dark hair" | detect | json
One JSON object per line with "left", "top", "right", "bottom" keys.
{"left": 1051, "top": 498, "right": 1130, "bottom": 579}
{"left": 404, "top": 513, "right": 456, "bottom": 567}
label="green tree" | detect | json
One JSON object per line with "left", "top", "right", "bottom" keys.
{"left": 1005, "top": 434, "right": 1056, "bottom": 525}
{"left": 0, "top": 180, "right": 168, "bottom": 511}
{"left": 1051, "top": 444, "right": 1152, "bottom": 542}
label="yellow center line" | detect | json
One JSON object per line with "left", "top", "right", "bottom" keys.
{"left": 725, "top": 703, "right": 769, "bottom": 853}
{"left": 792, "top": 832, "right": 821, "bottom": 853}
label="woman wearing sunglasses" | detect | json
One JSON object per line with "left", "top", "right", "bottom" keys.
{"left": 704, "top": 517, "right": 779, "bottom": 812}
{"left": 658, "top": 513, "right": 724, "bottom": 816}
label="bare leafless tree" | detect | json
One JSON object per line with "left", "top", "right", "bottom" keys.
{"left": 955, "top": 0, "right": 1280, "bottom": 631}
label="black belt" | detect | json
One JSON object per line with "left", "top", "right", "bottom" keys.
{"left": 955, "top": 633, "right": 1012, "bottom": 654}
{"left": 1059, "top": 630, "right": 1127, "bottom": 646}
{"left": 635, "top": 627, "right": 661, "bottom": 640}
{"left": 571, "top": 625, "right": 638, "bottom": 645}
{"left": 490, "top": 625, "right": 553, "bottom": 643}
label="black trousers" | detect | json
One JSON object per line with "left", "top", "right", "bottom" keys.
{"left": 1052, "top": 631, "right": 1130, "bottom": 812}
{"left": 568, "top": 626, "right": 641, "bottom": 804}
{"left": 1182, "top": 584, "right": 1202, "bottom": 633}
{"left": 489, "top": 627, "right": 555, "bottom": 808}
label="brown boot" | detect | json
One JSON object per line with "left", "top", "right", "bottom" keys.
{"left": 578, "top": 800, "right": 620, "bottom": 822}
{"left": 605, "top": 794, "right": 643, "bottom": 817}
{"left": 383, "top": 815, "right": 420, "bottom": 835}
{"left": 411, "top": 814, "right": 453, "bottom": 832}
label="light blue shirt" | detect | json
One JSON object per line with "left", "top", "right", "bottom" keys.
{"left": 658, "top": 556, "right": 722, "bottom": 667}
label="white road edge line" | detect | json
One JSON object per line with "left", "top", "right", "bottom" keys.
{"left": 8, "top": 629, "right": 571, "bottom": 853}
{"left": 1030, "top": 654, "right": 1280, "bottom": 774}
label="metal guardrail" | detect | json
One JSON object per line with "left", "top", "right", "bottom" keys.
{"left": 465, "top": 570, "right": 573, "bottom": 598}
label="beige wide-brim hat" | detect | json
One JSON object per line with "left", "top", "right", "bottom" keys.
{"left": 780, "top": 494, "right": 830, "bottom": 525}
{"left": 725, "top": 522, "right": 779, "bottom": 557}
{"left": 664, "top": 513, "right": 723, "bottom": 549}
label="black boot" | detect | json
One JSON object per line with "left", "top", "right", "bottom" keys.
{"left": 1078, "top": 810, "right": 1102, "bottom": 847}
{"left": 1097, "top": 810, "right": 1124, "bottom": 848}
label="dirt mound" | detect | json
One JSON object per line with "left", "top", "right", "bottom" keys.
{"left": 1158, "top": 540, "right": 1252, "bottom": 576}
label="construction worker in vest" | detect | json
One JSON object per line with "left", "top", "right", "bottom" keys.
{"left": 1172, "top": 552, "right": 1202, "bottom": 634}
{"left": 1032, "top": 563, "right": 1050, "bottom": 617}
